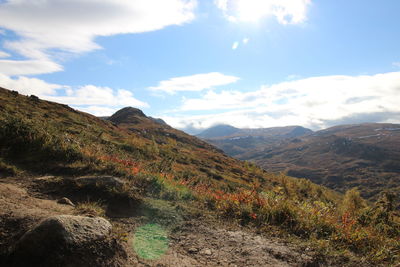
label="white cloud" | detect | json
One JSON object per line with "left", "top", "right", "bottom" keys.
{"left": 180, "top": 90, "right": 252, "bottom": 111}
{"left": 232, "top": 41, "right": 239, "bottom": 50}
{"left": 163, "top": 108, "right": 296, "bottom": 131}
{"left": 166, "top": 72, "right": 400, "bottom": 130}
{"left": 0, "top": 0, "right": 196, "bottom": 75}
{"left": 0, "top": 59, "right": 62, "bottom": 76}
{"left": 242, "top": 38, "right": 249, "bottom": 44}
{"left": 0, "top": 75, "right": 149, "bottom": 114}
{"left": 149, "top": 72, "right": 240, "bottom": 94}
{"left": 46, "top": 85, "right": 149, "bottom": 108}
{"left": 215, "top": 0, "right": 311, "bottom": 24}
{"left": 0, "top": 73, "right": 64, "bottom": 95}
{"left": 393, "top": 62, "right": 400, "bottom": 67}
{"left": 71, "top": 106, "right": 122, "bottom": 117}
{"left": 0, "top": 51, "right": 10, "bottom": 58}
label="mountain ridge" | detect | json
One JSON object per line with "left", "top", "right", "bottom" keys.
{"left": 200, "top": 122, "right": 400, "bottom": 203}
{"left": 198, "top": 124, "right": 313, "bottom": 157}
{"left": 197, "top": 124, "right": 313, "bottom": 139}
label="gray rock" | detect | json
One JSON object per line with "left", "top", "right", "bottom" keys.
{"left": 201, "top": 248, "right": 212, "bottom": 256}
{"left": 57, "top": 197, "right": 75, "bottom": 206}
{"left": 13, "top": 215, "right": 112, "bottom": 258}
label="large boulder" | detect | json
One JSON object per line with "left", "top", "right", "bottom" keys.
{"left": 10, "top": 215, "right": 121, "bottom": 266}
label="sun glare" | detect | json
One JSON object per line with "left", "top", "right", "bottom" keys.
{"left": 236, "top": 0, "right": 274, "bottom": 22}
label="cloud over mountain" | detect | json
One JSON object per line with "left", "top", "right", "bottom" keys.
{"left": 0, "top": 74, "right": 148, "bottom": 115}
{"left": 164, "top": 72, "right": 400, "bottom": 130}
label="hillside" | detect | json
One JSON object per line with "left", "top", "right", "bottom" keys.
{"left": 0, "top": 87, "right": 259, "bottom": 188}
{"left": 0, "top": 87, "right": 399, "bottom": 266}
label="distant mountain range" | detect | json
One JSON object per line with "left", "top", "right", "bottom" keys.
{"left": 198, "top": 123, "right": 400, "bottom": 202}
{"left": 197, "top": 125, "right": 313, "bottom": 157}
{"left": 196, "top": 124, "right": 241, "bottom": 139}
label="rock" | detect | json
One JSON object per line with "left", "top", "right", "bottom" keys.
{"left": 188, "top": 247, "right": 198, "bottom": 253}
{"left": 201, "top": 248, "right": 212, "bottom": 256}
{"left": 29, "top": 95, "right": 40, "bottom": 102}
{"left": 34, "top": 175, "right": 56, "bottom": 181}
{"left": 12, "top": 215, "right": 112, "bottom": 265}
{"left": 57, "top": 197, "right": 75, "bottom": 207}
{"left": 75, "top": 175, "right": 125, "bottom": 190}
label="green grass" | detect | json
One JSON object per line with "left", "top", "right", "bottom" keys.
{"left": 132, "top": 223, "right": 169, "bottom": 260}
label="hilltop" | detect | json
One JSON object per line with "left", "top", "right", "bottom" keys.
{"left": 0, "top": 87, "right": 399, "bottom": 266}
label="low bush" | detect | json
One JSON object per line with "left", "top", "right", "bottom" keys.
{"left": 0, "top": 115, "right": 82, "bottom": 163}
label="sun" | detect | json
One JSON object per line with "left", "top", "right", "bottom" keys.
{"left": 235, "top": 0, "right": 274, "bottom": 22}
{"left": 218, "top": 0, "right": 310, "bottom": 24}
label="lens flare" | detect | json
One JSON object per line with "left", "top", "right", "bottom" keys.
{"left": 132, "top": 223, "right": 169, "bottom": 260}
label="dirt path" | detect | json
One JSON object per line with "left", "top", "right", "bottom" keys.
{"left": 130, "top": 220, "right": 318, "bottom": 267}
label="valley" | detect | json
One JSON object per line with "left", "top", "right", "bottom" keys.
{"left": 199, "top": 124, "right": 400, "bottom": 203}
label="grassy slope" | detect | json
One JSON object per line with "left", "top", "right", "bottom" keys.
{"left": 0, "top": 87, "right": 270, "bottom": 188}
{"left": 0, "top": 87, "right": 399, "bottom": 265}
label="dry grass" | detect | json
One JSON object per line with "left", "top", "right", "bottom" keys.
{"left": 74, "top": 201, "right": 106, "bottom": 217}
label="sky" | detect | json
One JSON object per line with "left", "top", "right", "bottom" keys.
{"left": 0, "top": 0, "right": 400, "bottom": 133}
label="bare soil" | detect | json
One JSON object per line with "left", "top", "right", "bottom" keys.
{"left": 129, "top": 220, "right": 321, "bottom": 267}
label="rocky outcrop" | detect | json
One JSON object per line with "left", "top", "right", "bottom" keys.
{"left": 10, "top": 215, "right": 121, "bottom": 266}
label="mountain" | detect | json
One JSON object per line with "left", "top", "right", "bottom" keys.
{"left": 108, "top": 106, "right": 147, "bottom": 123}
{"left": 196, "top": 124, "right": 240, "bottom": 138}
{"left": 0, "top": 87, "right": 399, "bottom": 266}
{"left": 100, "top": 111, "right": 167, "bottom": 126}
{"left": 211, "top": 123, "right": 400, "bottom": 203}
{"left": 198, "top": 125, "right": 313, "bottom": 157}
{"left": 148, "top": 116, "right": 168, "bottom": 126}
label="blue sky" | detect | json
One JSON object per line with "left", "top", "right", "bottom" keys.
{"left": 1, "top": 0, "right": 400, "bottom": 132}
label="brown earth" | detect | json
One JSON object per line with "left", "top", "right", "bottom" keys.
{"left": 138, "top": 221, "right": 319, "bottom": 267}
